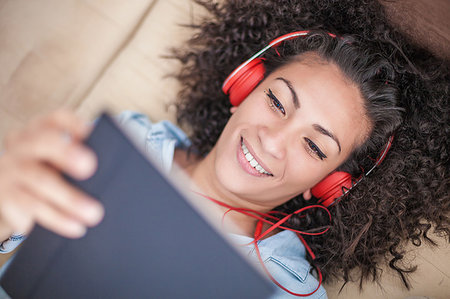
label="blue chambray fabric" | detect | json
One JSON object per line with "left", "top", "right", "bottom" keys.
{"left": 114, "top": 111, "right": 192, "bottom": 172}
{"left": 0, "top": 111, "right": 327, "bottom": 298}
{"left": 0, "top": 234, "right": 25, "bottom": 254}
{"left": 229, "top": 231, "right": 327, "bottom": 298}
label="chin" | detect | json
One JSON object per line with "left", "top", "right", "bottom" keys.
{"left": 214, "top": 159, "right": 271, "bottom": 200}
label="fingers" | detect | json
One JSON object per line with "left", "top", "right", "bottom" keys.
{"left": 0, "top": 188, "right": 35, "bottom": 236}
{"left": 0, "top": 187, "right": 91, "bottom": 239}
{"left": 0, "top": 109, "right": 103, "bottom": 240}
{"left": 4, "top": 109, "right": 96, "bottom": 180}
{"left": 31, "top": 109, "right": 93, "bottom": 142}
{"left": 0, "top": 161, "right": 104, "bottom": 239}
{"left": 15, "top": 161, "right": 104, "bottom": 227}
{"left": 4, "top": 109, "right": 92, "bottom": 149}
{"left": 9, "top": 128, "right": 97, "bottom": 180}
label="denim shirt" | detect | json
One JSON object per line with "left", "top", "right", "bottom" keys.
{"left": 0, "top": 111, "right": 327, "bottom": 298}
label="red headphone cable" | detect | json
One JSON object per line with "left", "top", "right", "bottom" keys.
{"left": 198, "top": 192, "right": 330, "bottom": 236}
{"left": 193, "top": 191, "right": 331, "bottom": 297}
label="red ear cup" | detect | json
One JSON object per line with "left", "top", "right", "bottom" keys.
{"left": 311, "top": 171, "right": 353, "bottom": 207}
{"left": 222, "top": 58, "right": 266, "bottom": 106}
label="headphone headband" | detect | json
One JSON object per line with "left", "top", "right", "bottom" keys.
{"left": 222, "top": 31, "right": 311, "bottom": 91}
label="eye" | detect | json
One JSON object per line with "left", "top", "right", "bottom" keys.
{"left": 304, "top": 138, "right": 327, "bottom": 160}
{"left": 265, "top": 89, "right": 286, "bottom": 116}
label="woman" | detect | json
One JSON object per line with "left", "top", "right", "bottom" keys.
{"left": 172, "top": 0, "right": 449, "bottom": 293}
{"left": 0, "top": 0, "right": 448, "bottom": 297}
{"left": 0, "top": 31, "right": 399, "bottom": 298}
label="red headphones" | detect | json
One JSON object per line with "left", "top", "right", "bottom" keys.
{"left": 222, "top": 30, "right": 393, "bottom": 207}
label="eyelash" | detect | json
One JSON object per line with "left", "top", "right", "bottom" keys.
{"left": 305, "top": 138, "right": 327, "bottom": 160}
{"left": 264, "top": 89, "right": 326, "bottom": 160}
{"left": 265, "top": 89, "right": 286, "bottom": 115}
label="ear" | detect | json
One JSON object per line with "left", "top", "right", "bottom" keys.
{"left": 230, "top": 106, "right": 238, "bottom": 114}
{"left": 302, "top": 189, "right": 312, "bottom": 201}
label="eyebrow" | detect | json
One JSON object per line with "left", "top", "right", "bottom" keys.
{"left": 276, "top": 77, "right": 300, "bottom": 109}
{"left": 313, "top": 124, "right": 342, "bottom": 153}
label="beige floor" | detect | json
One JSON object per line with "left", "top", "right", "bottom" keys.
{"left": 0, "top": 0, "right": 448, "bottom": 298}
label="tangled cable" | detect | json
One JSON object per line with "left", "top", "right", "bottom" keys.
{"left": 195, "top": 191, "right": 332, "bottom": 297}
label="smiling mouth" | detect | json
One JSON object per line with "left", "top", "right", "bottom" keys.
{"left": 240, "top": 138, "right": 273, "bottom": 176}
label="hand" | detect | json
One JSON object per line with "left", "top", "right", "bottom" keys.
{"left": 0, "top": 109, "right": 104, "bottom": 240}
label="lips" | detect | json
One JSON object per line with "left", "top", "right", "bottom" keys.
{"left": 237, "top": 137, "right": 273, "bottom": 177}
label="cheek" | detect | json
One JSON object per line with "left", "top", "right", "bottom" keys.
{"left": 236, "top": 94, "right": 272, "bottom": 120}
{"left": 283, "top": 156, "right": 332, "bottom": 194}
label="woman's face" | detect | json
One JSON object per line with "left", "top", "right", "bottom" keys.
{"left": 210, "top": 54, "right": 372, "bottom": 209}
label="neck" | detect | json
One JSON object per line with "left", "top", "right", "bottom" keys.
{"left": 181, "top": 149, "right": 276, "bottom": 237}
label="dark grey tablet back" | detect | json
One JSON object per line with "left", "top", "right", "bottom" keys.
{"left": 0, "top": 114, "right": 274, "bottom": 299}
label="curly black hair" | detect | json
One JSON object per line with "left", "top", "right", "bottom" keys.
{"left": 171, "top": 0, "right": 449, "bottom": 291}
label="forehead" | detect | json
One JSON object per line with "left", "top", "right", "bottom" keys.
{"left": 269, "top": 57, "right": 371, "bottom": 151}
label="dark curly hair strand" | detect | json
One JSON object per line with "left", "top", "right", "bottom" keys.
{"left": 170, "top": 0, "right": 450, "bottom": 291}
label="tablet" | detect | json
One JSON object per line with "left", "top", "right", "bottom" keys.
{"left": 0, "top": 113, "right": 274, "bottom": 298}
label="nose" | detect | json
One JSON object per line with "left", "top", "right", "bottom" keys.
{"left": 258, "top": 125, "right": 287, "bottom": 160}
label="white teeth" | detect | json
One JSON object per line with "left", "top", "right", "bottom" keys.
{"left": 241, "top": 140, "right": 271, "bottom": 175}
{"left": 243, "top": 146, "right": 249, "bottom": 154}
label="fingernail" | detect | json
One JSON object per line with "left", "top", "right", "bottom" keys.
{"left": 77, "top": 226, "right": 87, "bottom": 237}
{"left": 69, "top": 223, "right": 87, "bottom": 238}
{"left": 72, "top": 148, "right": 96, "bottom": 176}
{"left": 81, "top": 199, "right": 104, "bottom": 226}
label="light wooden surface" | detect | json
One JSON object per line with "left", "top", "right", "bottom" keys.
{"left": 0, "top": 1, "right": 448, "bottom": 298}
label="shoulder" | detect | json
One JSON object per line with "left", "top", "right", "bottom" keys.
{"left": 114, "top": 111, "right": 189, "bottom": 144}
{"left": 257, "top": 231, "right": 328, "bottom": 298}
{"left": 114, "top": 111, "right": 191, "bottom": 171}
